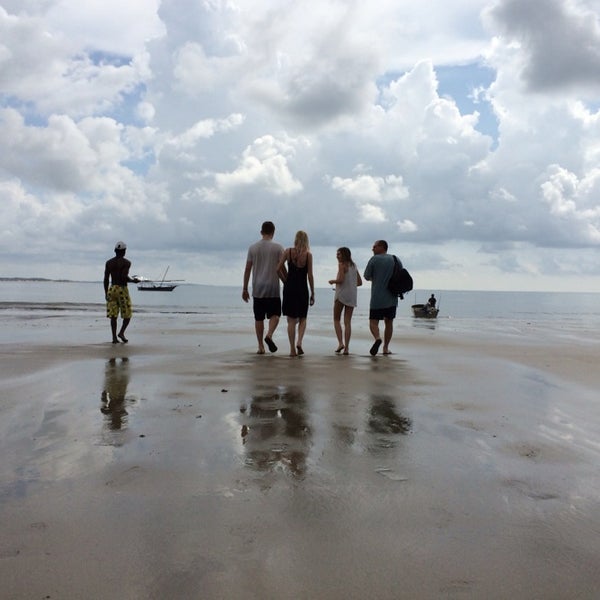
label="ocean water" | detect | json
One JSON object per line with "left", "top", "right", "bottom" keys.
{"left": 1, "top": 280, "right": 600, "bottom": 343}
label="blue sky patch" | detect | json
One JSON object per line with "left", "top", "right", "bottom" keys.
{"left": 436, "top": 63, "right": 498, "bottom": 145}
{"left": 88, "top": 50, "right": 132, "bottom": 68}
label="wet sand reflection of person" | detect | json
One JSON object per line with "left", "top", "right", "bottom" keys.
{"left": 100, "top": 357, "right": 134, "bottom": 435}
{"left": 366, "top": 394, "right": 411, "bottom": 453}
{"left": 240, "top": 386, "right": 311, "bottom": 478}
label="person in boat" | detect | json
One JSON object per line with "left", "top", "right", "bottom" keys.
{"left": 364, "top": 240, "right": 399, "bottom": 356}
{"left": 428, "top": 294, "right": 436, "bottom": 309}
{"left": 242, "top": 221, "right": 285, "bottom": 354}
{"left": 104, "top": 241, "right": 138, "bottom": 344}
{"left": 277, "top": 230, "right": 315, "bottom": 357}
{"left": 329, "top": 246, "right": 362, "bottom": 355}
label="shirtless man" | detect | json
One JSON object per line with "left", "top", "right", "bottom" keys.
{"left": 104, "top": 241, "right": 138, "bottom": 344}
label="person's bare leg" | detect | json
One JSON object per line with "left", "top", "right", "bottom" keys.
{"left": 264, "top": 315, "right": 279, "bottom": 352}
{"left": 382, "top": 317, "right": 394, "bottom": 354}
{"left": 287, "top": 317, "right": 298, "bottom": 356}
{"left": 255, "top": 320, "right": 265, "bottom": 353}
{"left": 118, "top": 318, "right": 130, "bottom": 343}
{"left": 266, "top": 315, "right": 279, "bottom": 339}
{"left": 110, "top": 317, "right": 119, "bottom": 343}
{"left": 296, "top": 318, "right": 306, "bottom": 354}
{"left": 343, "top": 306, "right": 354, "bottom": 354}
{"left": 369, "top": 319, "right": 382, "bottom": 355}
{"left": 333, "top": 300, "right": 344, "bottom": 352}
{"left": 369, "top": 319, "right": 380, "bottom": 341}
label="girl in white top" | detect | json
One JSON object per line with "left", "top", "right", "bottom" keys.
{"left": 328, "top": 247, "right": 362, "bottom": 355}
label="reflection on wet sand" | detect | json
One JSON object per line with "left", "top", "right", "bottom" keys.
{"left": 240, "top": 385, "right": 310, "bottom": 478}
{"left": 329, "top": 392, "right": 412, "bottom": 456}
{"left": 100, "top": 357, "right": 135, "bottom": 442}
{"left": 368, "top": 394, "right": 412, "bottom": 435}
{"left": 412, "top": 319, "right": 437, "bottom": 331}
{"left": 366, "top": 393, "right": 412, "bottom": 453}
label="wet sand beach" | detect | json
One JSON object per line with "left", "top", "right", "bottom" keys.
{"left": 1, "top": 313, "right": 600, "bottom": 599}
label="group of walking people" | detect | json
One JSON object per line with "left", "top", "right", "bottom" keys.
{"left": 104, "top": 221, "right": 403, "bottom": 356}
{"left": 242, "top": 221, "right": 401, "bottom": 357}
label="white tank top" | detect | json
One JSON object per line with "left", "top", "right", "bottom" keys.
{"left": 335, "top": 264, "right": 358, "bottom": 307}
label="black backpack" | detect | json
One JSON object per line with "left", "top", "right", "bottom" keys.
{"left": 387, "top": 255, "right": 413, "bottom": 299}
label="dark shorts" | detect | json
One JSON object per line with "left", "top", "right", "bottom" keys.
{"left": 369, "top": 306, "right": 397, "bottom": 321}
{"left": 253, "top": 297, "right": 282, "bottom": 321}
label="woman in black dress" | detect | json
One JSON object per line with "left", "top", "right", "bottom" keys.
{"left": 277, "top": 231, "right": 315, "bottom": 356}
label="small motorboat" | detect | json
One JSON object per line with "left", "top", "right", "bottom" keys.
{"left": 411, "top": 303, "right": 439, "bottom": 318}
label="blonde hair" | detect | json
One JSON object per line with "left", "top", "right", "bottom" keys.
{"left": 294, "top": 230, "right": 309, "bottom": 251}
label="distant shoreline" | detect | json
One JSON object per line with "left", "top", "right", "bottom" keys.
{"left": 0, "top": 277, "right": 82, "bottom": 283}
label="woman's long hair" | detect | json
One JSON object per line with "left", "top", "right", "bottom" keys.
{"left": 294, "top": 230, "right": 310, "bottom": 252}
{"left": 337, "top": 246, "right": 355, "bottom": 267}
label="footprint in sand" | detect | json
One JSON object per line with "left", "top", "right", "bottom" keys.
{"left": 105, "top": 465, "right": 143, "bottom": 487}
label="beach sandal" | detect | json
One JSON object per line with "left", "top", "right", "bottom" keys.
{"left": 369, "top": 339, "right": 382, "bottom": 356}
{"left": 335, "top": 345, "right": 344, "bottom": 353}
{"left": 264, "top": 336, "right": 278, "bottom": 353}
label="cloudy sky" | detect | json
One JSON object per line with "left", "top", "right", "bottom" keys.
{"left": 2, "top": 0, "right": 600, "bottom": 291}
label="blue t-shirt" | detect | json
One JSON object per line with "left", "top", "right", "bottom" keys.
{"left": 364, "top": 254, "right": 398, "bottom": 309}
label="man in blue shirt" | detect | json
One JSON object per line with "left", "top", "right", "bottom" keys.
{"left": 364, "top": 240, "right": 399, "bottom": 355}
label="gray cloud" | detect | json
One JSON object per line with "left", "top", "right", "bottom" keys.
{"left": 487, "top": 0, "right": 600, "bottom": 93}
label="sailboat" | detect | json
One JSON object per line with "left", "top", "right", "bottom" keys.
{"left": 136, "top": 266, "right": 183, "bottom": 291}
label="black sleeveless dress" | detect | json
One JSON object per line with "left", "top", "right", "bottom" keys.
{"left": 282, "top": 251, "right": 309, "bottom": 318}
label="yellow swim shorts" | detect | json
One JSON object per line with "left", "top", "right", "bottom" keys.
{"left": 106, "top": 285, "right": 133, "bottom": 319}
